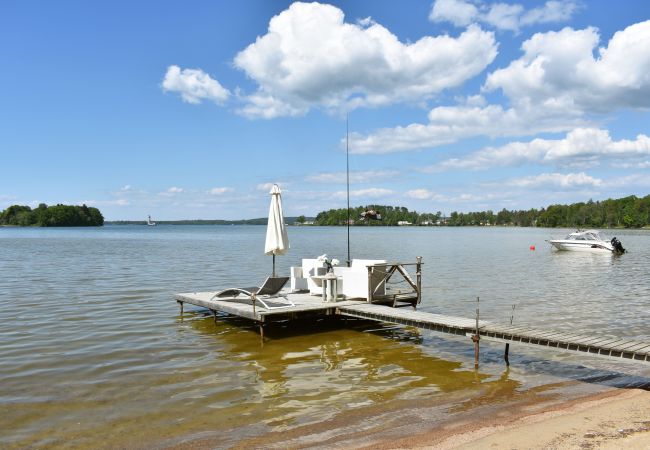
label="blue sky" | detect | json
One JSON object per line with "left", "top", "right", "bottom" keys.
{"left": 1, "top": 0, "right": 649, "bottom": 220}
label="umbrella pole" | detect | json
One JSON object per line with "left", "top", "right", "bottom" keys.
{"left": 272, "top": 253, "right": 276, "bottom": 277}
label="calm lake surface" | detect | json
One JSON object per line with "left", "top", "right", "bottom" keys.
{"left": 1, "top": 225, "right": 649, "bottom": 448}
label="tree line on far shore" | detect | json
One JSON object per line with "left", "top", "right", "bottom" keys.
{"left": 4, "top": 194, "right": 648, "bottom": 228}
{"left": 314, "top": 205, "right": 437, "bottom": 226}
{"left": 313, "top": 195, "right": 650, "bottom": 228}
{"left": 0, "top": 204, "right": 104, "bottom": 227}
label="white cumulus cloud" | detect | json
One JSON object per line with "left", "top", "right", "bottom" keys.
{"left": 430, "top": 0, "right": 479, "bottom": 27}
{"left": 430, "top": 0, "right": 578, "bottom": 32}
{"left": 350, "top": 20, "right": 650, "bottom": 154}
{"left": 423, "top": 128, "right": 650, "bottom": 172}
{"left": 503, "top": 172, "right": 603, "bottom": 189}
{"left": 349, "top": 104, "right": 584, "bottom": 154}
{"left": 233, "top": 2, "right": 497, "bottom": 118}
{"left": 484, "top": 21, "right": 650, "bottom": 113}
{"left": 162, "top": 65, "right": 230, "bottom": 105}
{"left": 209, "top": 187, "right": 234, "bottom": 195}
{"left": 520, "top": 1, "right": 579, "bottom": 26}
{"left": 483, "top": 3, "right": 524, "bottom": 32}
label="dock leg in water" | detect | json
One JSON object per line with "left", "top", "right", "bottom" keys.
{"left": 259, "top": 323, "right": 265, "bottom": 344}
{"left": 177, "top": 300, "right": 184, "bottom": 316}
{"left": 212, "top": 310, "right": 217, "bottom": 324}
{"left": 505, "top": 304, "right": 514, "bottom": 366}
{"left": 473, "top": 296, "right": 480, "bottom": 369}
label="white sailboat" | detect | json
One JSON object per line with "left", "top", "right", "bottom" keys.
{"left": 147, "top": 215, "right": 156, "bottom": 226}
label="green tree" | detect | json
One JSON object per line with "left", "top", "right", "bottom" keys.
{"left": 0, "top": 204, "right": 104, "bottom": 227}
{"left": 310, "top": 195, "right": 650, "bottom": 229}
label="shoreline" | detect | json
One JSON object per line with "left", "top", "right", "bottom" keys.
{"left": 165, "top": 382, "right": 650, "bottom": 449}
{"left": 386, "top": 387, "right": 650, "bottom": 449}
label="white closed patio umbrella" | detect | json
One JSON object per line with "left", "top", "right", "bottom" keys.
{"left": 264, "top": 184, "right": 289, "bottom": 276}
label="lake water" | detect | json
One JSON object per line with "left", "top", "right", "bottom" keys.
{"left": 1, "top": 225, "right": 649, "bottom": 448}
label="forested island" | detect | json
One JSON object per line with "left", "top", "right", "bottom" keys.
{"left": 314, "top": 195, "right": 650, "bottom": 228}
{"left": 0, "top": 204, "right": 104, "bottom": 227}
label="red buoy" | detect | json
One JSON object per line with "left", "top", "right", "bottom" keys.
{"left": 530, "top": 245, "right": 536, "bottom": 251}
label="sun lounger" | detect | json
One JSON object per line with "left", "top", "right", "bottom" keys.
{"left": 210, "top": 276, "right": 294, "bottom": 309}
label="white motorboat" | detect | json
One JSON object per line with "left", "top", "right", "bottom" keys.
{"left": 547, "top": 229, "right": 625, "bottom": 253}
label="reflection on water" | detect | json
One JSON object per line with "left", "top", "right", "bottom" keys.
{"left": 186, "top": 316, "right": 501, "bottom": 427}
{"left": 0, "top": 225, "right": 649, "bottom": 448}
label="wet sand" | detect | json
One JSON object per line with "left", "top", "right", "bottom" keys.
{"left": 167, "top": 385, "right": 649, "bottom": 449}
{"left": 389, "top": 388, "right": 650, "bottom": 450}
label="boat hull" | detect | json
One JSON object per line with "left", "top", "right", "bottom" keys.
{"left": 548, "top": 240, "right": 613, "bottom": 252}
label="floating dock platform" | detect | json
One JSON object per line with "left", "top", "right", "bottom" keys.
{"left": 175, "top": 289, "right": 650, "bottom": 366}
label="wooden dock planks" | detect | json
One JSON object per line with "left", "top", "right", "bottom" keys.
{"left": 337, "top": 304, "right": 649, "bottom": 363}
{"left": 175, "top": 290, "right": 650, "bottom": 364}
{"left": 339, "top": 303, "right": 484, "bottom": 330}
{"left": 175, "top": 291, "right": 362, "bottom": 322}
{"left": 478, "top": 324, "right": 650, "bottom": 362}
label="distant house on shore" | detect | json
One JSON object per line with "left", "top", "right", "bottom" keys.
{"left": 397, "top": 220, "right": 412, "bottom": 226}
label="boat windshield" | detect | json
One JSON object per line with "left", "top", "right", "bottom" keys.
{"left": 566, "top": 231, "right": 602, "bottom": 241}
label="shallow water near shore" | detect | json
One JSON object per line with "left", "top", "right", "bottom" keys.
{"left": 1, "top": 225, "right": 649, "bottom": 448}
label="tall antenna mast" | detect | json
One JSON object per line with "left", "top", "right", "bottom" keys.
{"left": 346, "top": 114, "right": 351, "bottom": 267}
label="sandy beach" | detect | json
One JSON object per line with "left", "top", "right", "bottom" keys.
{"left": 387, "top": 388, "right": 650, "bottom": 450}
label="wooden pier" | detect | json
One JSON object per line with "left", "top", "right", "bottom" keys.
{"left": 175, "top": 290, "right": 650, "bottom": 366}
{"left": 336, "top": 303, "right": 650, "bottom": 364}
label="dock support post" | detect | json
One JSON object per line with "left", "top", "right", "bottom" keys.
{"left": 415, "top": 256, "right": 422, "bottom": 310}
{"left": 473, "top": 297, "right": 480, "bottom": 369}
{"left": 213, "top": 310, "right": 217, "bottom": 324}
{"left": 259, "top": 323, "right": 264, "bottom": 342}
{"left": 367, "top": 266, "right": 372, "bottom": 303}
{"left": 177, "top": 300, "right": 184, "bottom": 316}
{"left": 505, "top": 304, "right": 515, "bottom": 366}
